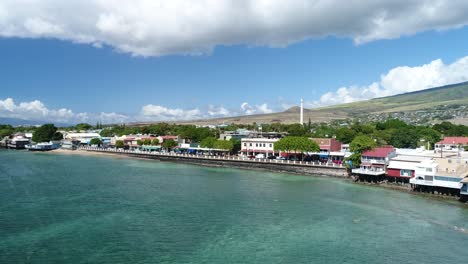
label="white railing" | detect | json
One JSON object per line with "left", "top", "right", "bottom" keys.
{"left": 361, "top": 158, "right": 386, "bottom": 164}
{"left": 351, "top": 168, "right": 386, "bottom": 176}
{"left": 77, "top": 146, "right": 345, "bottom": 168}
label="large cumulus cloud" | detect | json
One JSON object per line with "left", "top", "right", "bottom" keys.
{"left": 311, "top": 56, "right": 468, "bottom": 106}
{"left": 1, "top": 0, "right": 468, "bottom": 56}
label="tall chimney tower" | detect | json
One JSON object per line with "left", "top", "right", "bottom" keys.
{"left": 300, "top": 98, "right": 304, "bottom": 125}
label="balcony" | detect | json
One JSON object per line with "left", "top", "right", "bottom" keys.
{"left": 361, "top": 158, "right": 386, "bottom": 165}
{"left": 352, "top": 168, "right": 386, "bottom": 176}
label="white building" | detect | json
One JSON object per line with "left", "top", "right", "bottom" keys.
{"left": 410, "top": 158, "right": 468, "bottom": 191}
{"left": 63, "top": 132, "right": 101, "bottom": 144}
{"left": 240, "top": 138, "right": 279, "bottom": 156}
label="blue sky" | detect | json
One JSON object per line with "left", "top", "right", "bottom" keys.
{"left": 1, "top": 1, "right": 468, "bottom": 124}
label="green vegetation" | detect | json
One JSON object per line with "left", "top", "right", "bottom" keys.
{"left": 162, "top": 139, "right": 178, "bottom": 150}
{"left": 32, "top": 124, "right": 62, "bottom": 143}
{"left": 214, "top": 140, "right": 234, "bottom": 152}
{"left": 200, "top": 137, "right": 234, "bottom": 152}
{"left": 0, "top": 124, "right": 14, "bottom": 138}
{"left": 75, "top": 123, "right": 93, "bottom": 131}
{"left": 346, "top": 135, "right": 377, "bottom": 168}
{"left": 115, "top": 140, "right": 124, "bottom": 148}
{"left": 433, "top": 121, "right": 468, "bottom": 136}
{"left": 200, "top": 137, "right": 217, "bottom": 148}
{"left": 90, "top": 138, "right": 103, "bottom": 146}
{"left": 100, "top": 123, "right": 216, "bottom": 142}
{"left": 274, "top": 136, "right": 320, "bottom": 159}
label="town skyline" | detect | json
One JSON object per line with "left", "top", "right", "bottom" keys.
{"left": 1, "top": 1, "right": 468, "bottom": 124}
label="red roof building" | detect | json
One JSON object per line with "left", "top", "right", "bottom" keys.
{"left": 435, "top": 137, "right": 468, "bottom": 151}
{"left": 352, "top": 146, "right": 396, "bottom": 176}
{"left": 362, "top": 146, "right": 396, "bottom": 158}
{"left": 310, "top": 138, "right": 342, "bottom": 152}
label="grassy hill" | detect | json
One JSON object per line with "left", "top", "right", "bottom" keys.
{"left": 321, "top": 81, "right": 468, "bottom": 114}
{"left": 176, "top": 81, "right": 468, "bottom": 125}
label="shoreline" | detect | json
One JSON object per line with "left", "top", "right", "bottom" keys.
{"left": 48, "top": 148, "right": 467, "bottom": 204}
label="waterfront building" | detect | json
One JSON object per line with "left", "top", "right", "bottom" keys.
{"left": 240, "top": 138, "right": 279, "bottom": 157}
{"left": 61, "top": 140, "right": 81, "bottom": 150}
{"left": 352, "top": 146, "right": 396, "bottom": 179}
{"left": 310, "top": 138, "right": 342, "bottom": 152}
{"left": 435, "top": 137, "right": 468, "bottom": 152}
{"left": 387, "top": 155, "right": 427, "bottom": 183}
{"left": 157, "top": 135, "right": 182, "bottom": 144}
{"left": 461, "top": 178, "right": 468, "bottom": 200}
{"left": 63, "top": 132, "right": 101, "bottom": 145}
{"left": 410, "top": 157, "right": 468, "bottom": 195}
{"left": 306, "top": 138, "right": 345, "bottom": 164}
{"left": 219, "top": 129, "right": 251, "bottom": 141}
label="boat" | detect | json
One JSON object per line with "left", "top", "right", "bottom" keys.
{"left": 25, "top": 142, "right": 58, "bottom": 151}
{"left": 7, "top": 135, "right": 30, "bottom": 149}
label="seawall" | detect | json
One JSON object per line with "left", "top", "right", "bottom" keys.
{"left": 79, "top": 147, "right": 349, "bottom": 178}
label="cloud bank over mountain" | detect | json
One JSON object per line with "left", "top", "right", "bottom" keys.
{"left": 1, "top": 1, "right": 468, "bottom": 56}
{"left": 310, "top": 56, "right": 468, "bottom": 107}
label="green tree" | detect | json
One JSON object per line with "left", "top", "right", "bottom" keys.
{"left": 0, "top": 124, "right": 14, "bottom": 138}
{"left": 115, "top": 140, "right": 124, "bottom": 148}
{"left": 214, "top": 140, "right": 234, "bottom": 152}
{"left": 389, "top": 128, "right": 419, "bottom": 148}
{"left": 32, "top": 124, "right": 58, "bottom": 143}
{"left": 274, "top": 136, "right": 319, "bottom": 160}
{"left": 200, "top": 137, "right": 217, "bottom": 148}
{"left": 137, "top": 139, "right": 143, "bottom": 146}
{"left": 376, "top": 119, "right": 408, "bottom": 130}
{"left": 51, "top": 132, "right": 63, "bottom": 141}
{"left": 335, "top": 127, "right": 357, "bottom": 144}
{"left": 162, "top": 139, "right": 178, "bottom": 150}
{"left": 349, "top": 135, "right": 376, "bottom": 154}
{"left": 151, "top": 138, "right": 160, "bottom": 145}
{"left": 418, "top": 128, "right": 441, "bottom": 149}
{"left": 143, "top": 139, "right": 152, "bottom": 145}
{"left": 230, "top": 138, "right": 241, "bottom": 154}
{"left": 75, "top": 123, "right": 93, "bottom": 131}
{"left": 90, "top": 138, "right": 103, "bottom": 146}
{"left": 287, "top": 124, "right": 307, "bottom": 136}
{"left": 347, "top": 135, "right": 377, "bottom": 168}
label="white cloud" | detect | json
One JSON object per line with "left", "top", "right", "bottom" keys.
{"left": 240, "top": 102, "right": 273, "bottom": 115}
{"left": 141, "top": 104, "right": 202, "bottom": 121}
{"left": 0, "top": 98, "right": 279, "bottom": 125}
{"left": 311, "top": 56, "right": 468, "bottom": 107}
{"left": 1, "top": 1, "right": 468, "bottom": 56}
{"left": 207, "top": 105, "right": 230, "bottom": 117}
{"left": 0, "top": 98, "right": 129, "bottom": 124}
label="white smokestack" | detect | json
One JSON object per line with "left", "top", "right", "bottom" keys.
{"left": 300, "top": 98, "right": 304, "bottom": 125}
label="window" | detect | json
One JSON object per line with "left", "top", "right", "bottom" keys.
{"left": 462, "top": 184, "right": 468, "bottom": 192}
{"left": 269, "top": 144, "right": 272, "bottom": 147}
{"left": 400, "top": 170, "right": 412, "bottom": 177}
{"left": 243, "top": 143, "right": 246, "bottom": 147}
{"left": 435, "top": 176, "right": 461, "bottom": 182}
{"left": 425, "top": 168, "right": 432, "bottom": 172}
{"left": 249, "top": 143, "right": 252, "bottom": 147}
{"left": 256, "top": 143, "right": 258, "bottom": 147}
{"left": 424, "top": 176, "right": 433, "bottom": 181}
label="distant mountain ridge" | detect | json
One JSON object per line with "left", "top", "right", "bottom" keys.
{"left": 0, "top": 117, "right": 71, "bottom": 127}
{"left": 178, "top": 81, "right": 468, "bottom": 125}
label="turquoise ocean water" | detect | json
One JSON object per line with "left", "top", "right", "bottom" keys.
{"left": 1, "top": 150, "right": 467, "bottom": 263}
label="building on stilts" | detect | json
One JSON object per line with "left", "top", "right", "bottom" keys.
{"left": 410, "top": 157, "right": 468, "bottom": 197}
